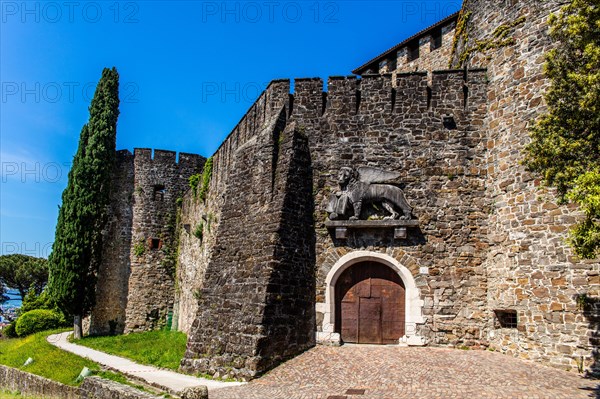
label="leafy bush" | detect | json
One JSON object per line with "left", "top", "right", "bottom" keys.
{"left": 2, "top": 322, "right": 17, "bottom": 338}
{"left": 17, "top": 290, "right": 68, "bottom": 329}
{"left": 198, "top": 157, "right": 213, "bottom": 201}
{"left": 189, "top": 173, "right": 201, "bottom": 197}
{"left": 15, "top": 309, "right": 64, "bottom": 337}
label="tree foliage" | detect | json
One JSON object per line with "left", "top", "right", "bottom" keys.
{"left": 19, "top": 289, "right": 57, "bottom": 315}
{"left": 0, "top": 254, "right": 48, "bottom": 300}
{"left": 525, "top": 0, "right": 600, "bottom": 259}
{"left": 47, "top": 67, "right": 120, "bottom": 321}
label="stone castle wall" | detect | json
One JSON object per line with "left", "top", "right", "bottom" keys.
{"left": 449, "top": 0, "right": 600, "bottom": 371}
{"left": 90, "top": 149, "right": 204, "bottom": 335}
{"left": 91, "top": 0, "right": 600, "bottom": 379}
{"left": 0, "top": 365, "right": 164, "bottom": 399}
{"left": 292, "top": 72, "right": 489, "bottom": 347}
{"left": 180, "top": 81, "right": 318, "bottom": 380}
{"left": 359, "top": 15, "right": 456, "bottom": 80}
{"left": 180, "top": 71, "right": 490, "bottom": 379}
{"left": 174, "top": 80, "right": 290, "bottom": 335}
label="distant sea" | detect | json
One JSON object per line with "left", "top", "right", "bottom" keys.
{"left": 4, "top": 289, "right": 22, "bottom": 308}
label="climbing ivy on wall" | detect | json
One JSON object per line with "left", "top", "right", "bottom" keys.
{"left": 188, "top": 156, "right": 213, "bottom": 202}
{"left": 449, "top": 9, "right": 472, "bottom": 68}
{"left": 524, "top": 0, "right": 600, "bottom": 259}
{"left": 161, "top": 205, "right": 181, "bottom": 279}
{"left": 198, "top": 157, "right": 213, "bottom": 202}
{"left": 449, "top": 9, "right": 525, "bottom": 68}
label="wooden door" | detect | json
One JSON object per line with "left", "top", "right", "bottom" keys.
{"left": 359, "top": 297, "right": 382, "bottom": 344}
{"left": 336, "top": 262, "right": 405, "bottom": 344}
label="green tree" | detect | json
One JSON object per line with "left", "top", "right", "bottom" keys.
{"left": 525, "top": 0, "right": 600, "bottom": 259}
{"left": 0, "top": 254, "right": 48, "bottom": 300}
{"left": 47, "top": 67, "right": 120, "bottom": 338}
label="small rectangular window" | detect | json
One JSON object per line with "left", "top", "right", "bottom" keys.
{"left": 408, "top": 41, "right": 419, "bottom": 61}
{"left": 388, "top": 57, "right": 397, "bottom": 71}
{"left": 495, "top": 309, "right": 518, "bottom": 328}
{"left": 431, "top": 29, "right": 442, "bottom": 51}
{"left": 153, "top": 185, "right": 166, "bottom": 201}
{"left": 148, "top": 238, "right": 162, "bottom": 250}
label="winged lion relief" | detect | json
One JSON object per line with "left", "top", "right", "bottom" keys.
{"left": 326, "top": 166, "right": 413, "bottom": 221}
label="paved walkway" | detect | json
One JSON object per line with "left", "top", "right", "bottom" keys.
{"left": 46, "top": 332, "right": 243, "bottom": 394}
{"left": 48, "top": 332, "right": 600, "bottom": 398}
{"left": 210, "top": 345, "right": 600, "bottom": 399}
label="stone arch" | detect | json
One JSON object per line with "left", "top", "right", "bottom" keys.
{"left": 318, "top": 250, "right": 425, "bottom": 345}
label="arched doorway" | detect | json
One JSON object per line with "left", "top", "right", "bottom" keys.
{"left": 335, "top": 261, "right": 405, "bottom": 344}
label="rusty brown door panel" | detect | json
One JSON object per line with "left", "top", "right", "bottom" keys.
{"left": 340, "top": 300, "right": 358, "bottom": 343}
{"left": 359, "top": 297, "right": 382, "bottom": 344}
{"left": 336, "top": 261, "right": 405, "bottom": 344}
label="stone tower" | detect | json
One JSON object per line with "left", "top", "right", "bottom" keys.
{"left": 89, "top": 149, "right": 204, "bottom": 335}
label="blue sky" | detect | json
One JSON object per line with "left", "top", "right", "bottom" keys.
{"left": 0, "top": 0, "right": 461, "bottom": 258}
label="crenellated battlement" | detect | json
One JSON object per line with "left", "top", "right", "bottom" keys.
{"left": 233, "top": 69, "right": 487, "bottom": 129}
{"left": 211, "top": 69, "right": 487, "bottom": 160}
{"left": 209, "top": 79, "right": 290, "bottom": 190}
{"left": 205, "top": 68, "right": 488, "bottom": 196}
{"left": 124, "top": 148, "right": 204, "bottom": 168}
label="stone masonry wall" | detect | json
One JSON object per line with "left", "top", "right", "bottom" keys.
{"left": 358, "top": 17, "right": 456, "bottom": 80}
{"left": 0, "top": 365, "right": 80, "bottom": 399}
{"left": 175, "top": 80, "right": 290, "bottom": 335}
{"left": 392, "top": 21, "right": 456, "bottom": 78}
{"left": 90, "top": 149, "right": 203, "bottom": 335}
{"left": 173, "top": 192, "right": 208, "bottom": 334}
{"left": 181, "top": 71, "right": 489, "bottom": 379}
{"left": 452, "top": 0, "right": 600, "bottom": 372}
{"left": 79, "top": 377, "right": 163, "bottom": 399}
{"left": 124, "top": 149, "right": 204, "bottom": 333}
{"left": 89, "top": 150, "right": 134, "bottom": 335}
{"left": 0, "top": 366, "right": 163, "bottom": 399}
{"left": 181, "top": 79, "right": 318, "bottom": 380}
{"left": 290, "top": 72, "right": 490, "bottom": 347}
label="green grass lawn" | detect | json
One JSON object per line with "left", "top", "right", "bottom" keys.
{"left": 0, "top": 329, "right": 102, "bottom": 386}
{"left": 75, "top": 330, "right": 187, "bottom": 371}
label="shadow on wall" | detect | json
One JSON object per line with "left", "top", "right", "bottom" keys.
{"left": 257, "top": 129, "right": 317, "bottom": 373}
{"left": 329, "top": 226, "right": 427, "bottom": 249}
{"left": 578, "top": 294, "right": 600, "bottom": 398}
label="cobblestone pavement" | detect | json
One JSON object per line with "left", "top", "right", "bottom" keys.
{"left": 211, "top": 345, "right": 599, "bottom": 399}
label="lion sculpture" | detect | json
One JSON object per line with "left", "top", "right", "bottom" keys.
{"left": 326, "top": 166, "right": 412, "bottom": 221}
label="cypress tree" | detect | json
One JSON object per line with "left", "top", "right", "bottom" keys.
{"left": 48, "top": 67, "right": 120, "bottom": 338}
